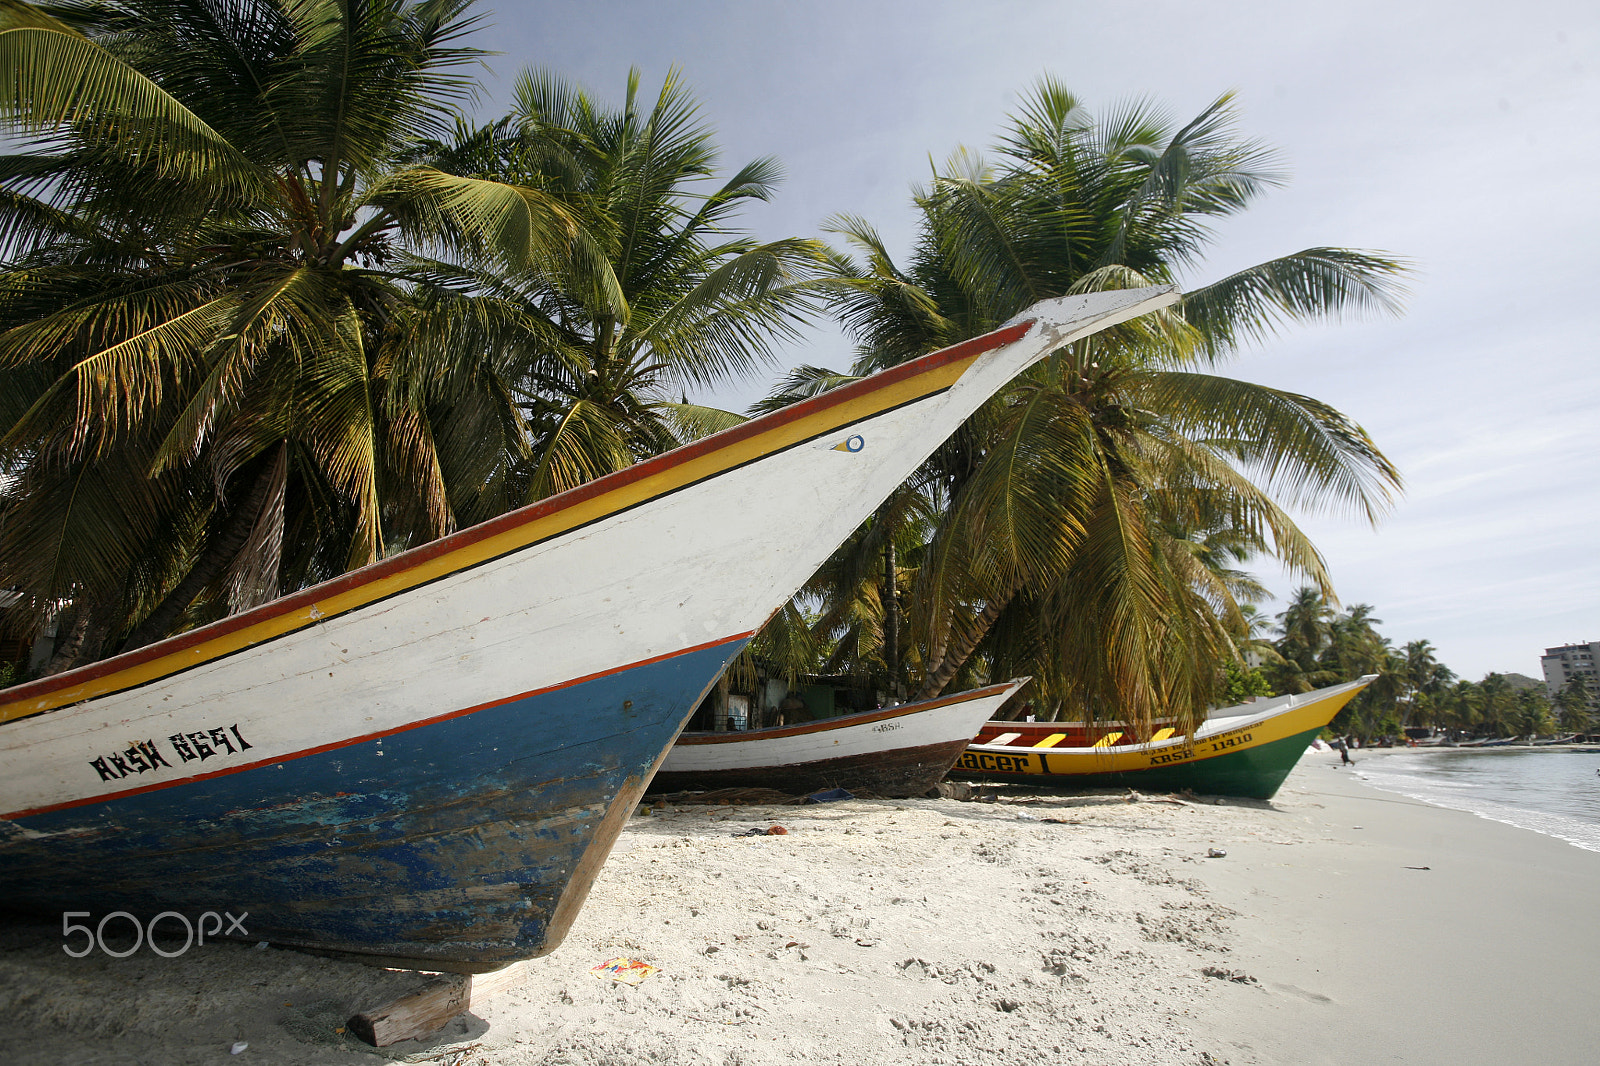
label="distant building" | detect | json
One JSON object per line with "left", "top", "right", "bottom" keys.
{"left": 1540, "top": 641, "right": 1600, "bottom": 711}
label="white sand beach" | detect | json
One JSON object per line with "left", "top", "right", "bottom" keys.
{"left": 4, "top": 752, "right": 1598, "bottom": 1065}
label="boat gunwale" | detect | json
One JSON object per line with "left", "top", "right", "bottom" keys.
{"left": 0, "top": 320, "right": 1035, "bottom": 725}
{"left": 674, "top": 680, "right": 1020, "bottom": 746}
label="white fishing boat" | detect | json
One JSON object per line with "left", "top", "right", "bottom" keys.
{"left": 652, "top": 680, "right": 1027, "bottom": 798}
{"left": 0, "top": 286, "right": 1179, "bottom": 971}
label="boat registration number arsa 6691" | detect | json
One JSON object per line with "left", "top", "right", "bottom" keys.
{"left": 956, "top": 750, "right": 1040, "bottom": 774}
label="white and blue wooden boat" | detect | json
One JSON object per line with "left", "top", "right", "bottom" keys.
{"left": 0, "top": 286, "right": 1177, "bottom": 971}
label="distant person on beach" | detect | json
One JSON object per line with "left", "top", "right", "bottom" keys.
{"left": 1334, "top": 737, "right": 1351, "bottom": 765}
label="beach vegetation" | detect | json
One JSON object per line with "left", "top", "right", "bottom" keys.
{"left": 1266, "top": 587, "right": 1341, "bottom": 694}
{"left": 0, "top": 0, "right": 566, "bottom": 665}
{"left": 1221, "top": 660, "right": 1273, "bottom": 703}
{"left": 1473, "top": 674, "right": 1518, "bottom": 737}
{"left": 1385, "top": 670, "right": 1566, "bottom": 743}
{"left": 1266, "top": 598, "right": 1489, "bottom": 742}
{"left": 1512, "top": 688, "right": 1557, "bottom": 738}
{"left": 0, "top": 11, "right": 1420, "bottom": 725}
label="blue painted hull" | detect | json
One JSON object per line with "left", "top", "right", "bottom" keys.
{"left": 0, "top": 638, "right": 745, "bottom": 971}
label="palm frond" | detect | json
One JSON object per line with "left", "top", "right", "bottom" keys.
{"left": 1182, "top": 248, "right": 1411, "bottom": 359}
{"left": 0, "top": 20, "right": 265, "bottom": 197}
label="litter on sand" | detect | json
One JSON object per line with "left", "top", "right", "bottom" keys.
{"left": 801, "top": 787, "right": 854, "bottom": 804}
{"left": 589, "top": 957, "right": 659, "bottom": 986}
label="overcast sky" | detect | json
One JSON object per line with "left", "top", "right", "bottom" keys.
{"left": 466, "top": 0, "right": 1598, "bottom": 682}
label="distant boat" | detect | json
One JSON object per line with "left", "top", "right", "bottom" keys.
{"left": 951, "top": 676, "right": 1376, "bottom": 800}
{"left": 651, "top": 680, "right": 1027, "bottom": 799}
{"left": 1478, "top": 736, "right": 1523, "bottom": 747}
{"left": 1531, "top": 734, "right": 1577, "bottom": 746}
{"left": 0, "top": 286, "right": 1178, "bottom": 972}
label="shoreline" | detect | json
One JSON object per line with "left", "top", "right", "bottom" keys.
{"left": 2, "top": 754, "right": 1596, "bottom": 1064}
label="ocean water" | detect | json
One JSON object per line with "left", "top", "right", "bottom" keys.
{"left": 1354, "top": 748, "right": 1600, "bottom": 853}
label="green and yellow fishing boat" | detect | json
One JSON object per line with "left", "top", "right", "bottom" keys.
{"left": 952, "top": 676, "right": 1375, "bottom": 800}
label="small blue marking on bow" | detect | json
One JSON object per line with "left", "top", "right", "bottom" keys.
{"left": 832, "top": 434, "right": 865, "bottom": 453}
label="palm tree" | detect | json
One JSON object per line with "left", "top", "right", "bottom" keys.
{"left": 758, "top": 81, "right": 1406, "bottom": 730}
{"left": 1555, "top": 675, "right": 1593, "bottom": 735}
{"left": 1325, "top": 604, "right": 1395, "bottom": 727}
{"left": 1513, "top": 688, "right": 1556, "bottom": 738}
{"left": 1397, "top": 639, "right": 1454, "bottom": 728}
{"left": 1236, "top": 603, "right": 1284, "bottom": 666}
{"left": 1401, "top": 639, "right": 1441, "bottom": 687}
{"left": 412, "top": 68, "right": 829, "bottom": 507}
{"left": 0, "top": 0, "right": 577, "bottom": 667}
{"left": 1439, "top": 678, "right": 1482, "bottom": 735}
{"left": 1476, "top": 674, "right": 1517, "bottom": 737}
{"left": 1329, "top": 605, "right": 1387, "bottom": 675}
{"left": 1269, "top": 586, "right": 1338, "bottom": 693}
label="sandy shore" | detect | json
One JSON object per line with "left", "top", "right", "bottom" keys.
{"left": 1201, "top": 749, "right": 1600, "bottom": 1065}
{"left": 4, "top": 753, "right": 1598, "bottom": 1065}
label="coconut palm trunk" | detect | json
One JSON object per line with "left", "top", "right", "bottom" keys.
{"left": 883, "top": 534, "right": 901, "bottom": 698}
{"left": 915, "top": 579, "right": 1020, "bottom": 701}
